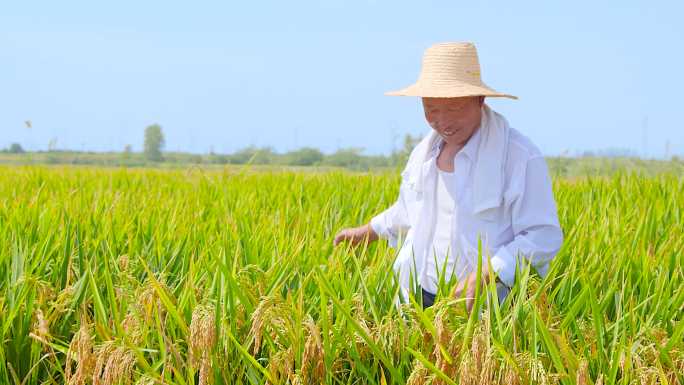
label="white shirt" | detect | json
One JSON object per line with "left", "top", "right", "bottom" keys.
{"left": 370, "top": 125, "right": 563, "bottom": 306}
{"left": 423, "top": 156, "right": 469, "bottom": 294}
{"left": 423, "top": 167, "right": 455, "bottom": 294}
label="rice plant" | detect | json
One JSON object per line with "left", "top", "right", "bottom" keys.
{"left": 0, "top": 165, "right": 682, "bottom": 384}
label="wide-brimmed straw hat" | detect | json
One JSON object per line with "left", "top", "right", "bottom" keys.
{"left": 386, "top": 42, "right": 517, "bottom": 99}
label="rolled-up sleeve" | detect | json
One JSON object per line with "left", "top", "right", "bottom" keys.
{"left": 489, "top": 156, "right": 564, "bottom": 287}
{"left": 370, "top": 178, "right": 412, "bottom": 249}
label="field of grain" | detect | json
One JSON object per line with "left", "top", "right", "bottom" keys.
{"left": 1, "top": 165, "right": 682, "bottom": 385}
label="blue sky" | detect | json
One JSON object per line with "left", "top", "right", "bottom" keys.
{"left": 2, "top": 0, "right": 682, "bottom": 158}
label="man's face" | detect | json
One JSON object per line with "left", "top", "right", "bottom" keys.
{"left": 422, "top": 96, "right": 484, "bottom": 146}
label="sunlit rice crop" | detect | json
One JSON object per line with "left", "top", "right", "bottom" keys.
{"left": 1, "top": 165, "right": 682, "bottom": 384}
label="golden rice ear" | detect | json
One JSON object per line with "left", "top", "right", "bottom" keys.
{"left": 266, "top": 346, "right": 295, "bottom": 384}
{"left": 99, "top": 346, "right": 135, "bottom": 385}
{"left": 406, "top": 358, "right": 430, "bottom": 385}
{"left": 92, "top": 342, "right": 114, "bottom": 385}
{"left": 431, "top": 308, "right": 459, "bottom": 380}
{"left": 249, "top": 295, "right": 275, "bottom": 355}
{"left": 595, "top": 373, "right": 604, "bottom": 385}
{"left": 525, "top": 354, "right": 550, "bottom": 385}
{"left": 29, "top": 308, "right": 50, "bottom": 348}
{"left": 302, "top": 315, "right": 324, "bottom": 383}
{"left": 65, "top": 321, "right": 96, "bottom": 385}
{"left": 576, "top": 359, "right": 589, "bottom": 385}
{"left": 117, "top": 254, "right": 130, "bottom": 272}
{"left": 189, "top": 305, "right": 216, "bottom": 385}
{"left": 504, "top": 364, "right": 521, "bottom": 385}
{"left": 457, "top": 345, "right": 476, "bottom": 385}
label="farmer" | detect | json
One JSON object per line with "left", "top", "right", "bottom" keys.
{"left": 333, "top": 42, "right": 563, "bottom": 312}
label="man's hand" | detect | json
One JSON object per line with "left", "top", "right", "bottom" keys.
{"left": 451, "top": 266, "right": 493, "bottom": 313}
{"left": 333, "top": 223, "right": 379, "bottom": 247}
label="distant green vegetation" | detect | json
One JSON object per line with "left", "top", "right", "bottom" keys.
{"left": 1, "top": 147, "right": 682, "bottom": 178}
{"left": 5, "top": 122, "right": 681, "bottom": 176}
{"left": 0, "top": 143, "right": 413, "bottom": 170}
{"left": 545, "top": 156, "right": 684, "bottom": 178}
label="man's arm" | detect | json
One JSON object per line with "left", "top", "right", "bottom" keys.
{"left": 488, "top": 156, "right": 564, "bottom": 287}
{"left": 333, "top": 175, "right": 411, "bottom": 247}
{"left": 369, "top": 180, "right": 412, "bottom": 248}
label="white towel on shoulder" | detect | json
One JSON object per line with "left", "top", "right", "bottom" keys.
{"left": 404, "top": 103, "right": 511, "bottom": 216}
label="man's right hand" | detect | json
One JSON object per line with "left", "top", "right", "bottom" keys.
{"left": 333, "top": 223, "right": 379, "bottom": 246}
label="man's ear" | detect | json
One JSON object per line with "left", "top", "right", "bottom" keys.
{"left": 478, "top": 96, "right": 485, "bottom": 106}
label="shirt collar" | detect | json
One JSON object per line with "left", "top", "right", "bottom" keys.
{"left": 429, "top": 125, "right": 482, "bottom": 161}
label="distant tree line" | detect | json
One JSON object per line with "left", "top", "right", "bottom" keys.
{"left": 0, "top": 143, "right": 25, "bottom": 154}
{"left": 137, "top": 123, "right": 421, "bottom": 169}
{"left": 3, "top": 123, "right": 682, "bottom": 174}
{"left": 200, "top": 133, "right": 422, "bottom": 170}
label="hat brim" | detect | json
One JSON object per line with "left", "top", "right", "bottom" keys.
{"left": 385, "top": 81, "right": 517, "bottom": 99}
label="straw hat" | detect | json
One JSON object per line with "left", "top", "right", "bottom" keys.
{"left": 385, "top": 42, "right": 517, "bottom": 99}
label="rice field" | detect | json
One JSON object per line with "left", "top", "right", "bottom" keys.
{"left": 1, "top": 165, "right": 682, "bottom": 385}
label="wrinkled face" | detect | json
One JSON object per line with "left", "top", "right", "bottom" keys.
{"left": 422, "top": 96, "right": 484, "bottom": 145}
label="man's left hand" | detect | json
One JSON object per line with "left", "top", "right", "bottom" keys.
{"left": 451, "top": 267, "right": 492, "bottom": 313}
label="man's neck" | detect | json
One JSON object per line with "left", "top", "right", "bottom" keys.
{"left": 436, "top": 124, "right": 480, "bottom": 172}
{"left": 437, "top": 139, "right": 464, "bottom": 172}
{"left": 441, "top": 141, "right": 464, "bottom": 157}
{"left": 441, "top": 126, "right": 478, "bottom": 156}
